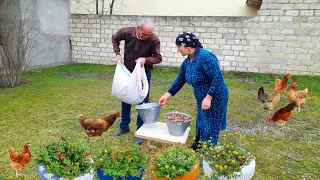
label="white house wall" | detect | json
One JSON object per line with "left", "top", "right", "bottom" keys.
{"left": 71, "top": 0, "right": 258, "bottom": 16}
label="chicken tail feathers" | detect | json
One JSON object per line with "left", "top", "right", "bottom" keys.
{"left": 258, "top": 87, "right": 265, "bottom": 102}
{"left": 116, "top": 112, "right": 120, "bottom": 118}
{"left": 102, "top": 112, "right": 121, "bottom": 122}
{"left": 9, "top": 147, "right": 16, "bottom": 160}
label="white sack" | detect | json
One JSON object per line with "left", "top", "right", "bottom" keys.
{"left": 111, "top": 61, "right": 149, "bottom": 104}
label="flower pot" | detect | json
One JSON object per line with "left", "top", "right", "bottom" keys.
{"left": 97, "top": 169, "right": 143, "bottom": 180}
{"left": 37, "top": 163, "right": 94, "bottom": 180}
{"left": 203, "top": 159, "right": 256, "bottom": 180}
{"left": 151, "top": 164, "right": 200, "bottom": 180}
{"left": 164, "top": 112, "right": 192, "bottom": 136}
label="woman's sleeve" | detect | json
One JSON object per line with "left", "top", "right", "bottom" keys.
{"left": 168, "top": 60, "right": 187, "bottom": 96}
{"left": 201, "top": 53, "right": 224, "bottom": 96}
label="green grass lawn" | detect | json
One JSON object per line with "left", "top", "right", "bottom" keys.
{"left": 0, "top": 64, "right": 319, "bottom": 179}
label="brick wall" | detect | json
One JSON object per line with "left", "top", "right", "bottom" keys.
{"left": 69, "top": 1, "right": 320, "bottom": 75}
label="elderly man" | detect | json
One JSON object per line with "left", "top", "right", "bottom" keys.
{"left": 112, "top": 18, "right": 162, "bottom": 144}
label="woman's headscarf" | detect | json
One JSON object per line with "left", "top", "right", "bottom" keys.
{"left": 175, "top": 32, "right": 203, "bottom": 48}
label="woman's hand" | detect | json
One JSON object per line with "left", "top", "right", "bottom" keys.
{"left": 159, "top": 92, "right": 172, "bottom": 107}
{"left": 201, "top": 95, "right": 213, "bottom": 110}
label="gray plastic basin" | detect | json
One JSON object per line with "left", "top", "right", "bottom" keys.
{"left": 135, "top": 102, "right": 161, "bottom": 124}
{"left": 164, "top": 112, "right": 193, "bottom": 136}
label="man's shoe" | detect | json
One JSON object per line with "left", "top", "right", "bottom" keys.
{"left": 113, "top": 128, "right": 130, "bottom": 136}
{"left": 134, "top": 137, "right": 143, "bottom": 145}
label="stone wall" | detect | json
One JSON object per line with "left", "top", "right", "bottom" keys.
{"left": 69, "top": 0, "right": 320, "bottom": 75}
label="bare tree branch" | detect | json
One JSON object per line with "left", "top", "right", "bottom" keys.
{"left": 96, "top": 0, "right": 99, "bottom": 14}
{"left": 70, "top": 0, "right": 126, "bottom": 15}
{"left": 71, "top": 0, "right": 96, "bottom": 14}
{"left": 0, "top": 0, "right": 41, "bottom": 87}
{"left": 109, "top": 0, "right": 127, "bottom": 15}
{"left": 101, "top": 0, "right": 105, "bottom": 14}
{"left": 110, "top": 0, "right": 115, "bottom": 15}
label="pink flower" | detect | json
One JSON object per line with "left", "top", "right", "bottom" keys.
{"left": 99, "top": 167, "right": 103, "bottom": 171}
{"left": 138, "top": 147, "right": 142, "bottom": 151}
{"left": 109, "top": 158, "right": 113, "bottom": 161}
{"left": 56, "top": 147, "right": 59, "bottom": 151}
{"left": 66, "top": 166, "right": 70, "bottom": 169}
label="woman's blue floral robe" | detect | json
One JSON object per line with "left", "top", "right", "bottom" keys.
{"left": 168, "top": 48, "right": 229, "bottom": 145}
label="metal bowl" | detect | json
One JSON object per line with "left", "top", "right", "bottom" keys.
{"left": 135, "top": 102, "right": 161, "bottom": 124}
{"left": 164, "top": 112, "right": 193, "bottom": 136}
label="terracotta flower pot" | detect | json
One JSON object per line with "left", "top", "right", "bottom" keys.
{"left": 150, "top": 164, "right": 200, "bottom": 180}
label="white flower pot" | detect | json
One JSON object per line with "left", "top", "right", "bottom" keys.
{"left": 37, "top": 163, "right": 94, "bottom": 180}
{"left": 203, "top": 159, "right": 256, "bottom": 180}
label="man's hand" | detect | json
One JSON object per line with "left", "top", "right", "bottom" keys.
{"left": 115, "top": 54, "right": 123, "bottom": 63}
{"left": 135, "top": 57, "right": 146, "bottom": 67}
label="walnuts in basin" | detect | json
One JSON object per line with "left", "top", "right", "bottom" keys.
{"left": 165, "top": 112, "right": 192, "bottom": 122}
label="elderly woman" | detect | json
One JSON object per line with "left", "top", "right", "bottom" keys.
{"left": 159, "top": 32, "right": 229, "bottom": 149}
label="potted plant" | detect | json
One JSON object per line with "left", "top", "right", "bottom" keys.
{"left": 35, "top": 136, "right": 94, "bottom": 180}
{"left": 198, "top": 132, "right": 256, "bottom": 180}
{"left": 94, "top": 143, "right": 149, "bottom": 180}
{"left": 150, "top": 144, "right": 200, "bottom": 180}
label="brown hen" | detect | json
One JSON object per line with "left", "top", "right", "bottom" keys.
{"left": 288, "top": 82, "right": 308, "bottom": 112}
{"left": 78, "top": 112, "right": 120, "bottom": 142}
{"left": 268, "top": 102, "right": 295, "bottom": 126}
{"left": 9, "top": 142, "right": 31, "bottom": 176}
{"left": 274, "top": 73, "right": 291, "bottom": 93}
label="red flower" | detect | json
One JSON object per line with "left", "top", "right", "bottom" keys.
{"left": 99, "top": 167, "right": 103, "bottom": 171}
{"left": 56, "top": 147, "right": 59, "bottom": 151}
{"left": 138, "top": 147, "right": 142, "bottom": 151}
{"left": 66, "top": 166, "right": 70, "bottom": 169}
{"left": 58, "top": 152, "right": 63, "bottom": 158}
{"left": 84, "top": 153, "right": 89, "bottom": 157}
{"left": 61, "top": 158, "right": 65, "bottom": 162}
